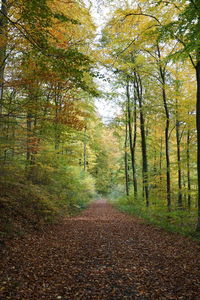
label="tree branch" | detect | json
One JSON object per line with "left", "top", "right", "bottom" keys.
{"left": 122, "top": 12, "right": 162, "bottom": 26}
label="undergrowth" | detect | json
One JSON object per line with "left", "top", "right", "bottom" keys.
{"left": 0, "top": 161, "right": 96, "bottom": 240}
{"left": 110, "top": 194, "right": 199, "bottom": 239}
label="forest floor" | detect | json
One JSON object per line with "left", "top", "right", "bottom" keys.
{"left": 1, "top": 199, "right": 200, "bottom": 300}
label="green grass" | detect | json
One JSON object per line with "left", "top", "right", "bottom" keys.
{"left": 111, "top": 195, "right": 199, "bottom": 240}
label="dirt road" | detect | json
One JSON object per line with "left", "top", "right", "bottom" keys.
{"left": 1, "top": 199, "right": 200, "bottom": 299}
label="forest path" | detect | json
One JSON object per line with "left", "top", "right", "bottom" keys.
{"left": 1, "top": 199, "right": 200, "bottom": 299}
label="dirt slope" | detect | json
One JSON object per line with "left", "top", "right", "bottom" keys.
{"left": 1, "top": 199, "right": 200, "bottom": 299}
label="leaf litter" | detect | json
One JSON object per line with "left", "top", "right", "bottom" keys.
{"left": 1, "top": 199, "right": 200, "bottom": 299}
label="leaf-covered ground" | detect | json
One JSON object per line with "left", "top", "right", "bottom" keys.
{"left": 1, "top": 199, "right": 200, "bottom": 299}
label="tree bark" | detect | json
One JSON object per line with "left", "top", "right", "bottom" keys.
{"left": 133, "top": 82, "right": 138, "bottom": 197}
{"left": 176, "top": 119, "right": 183, "bottom": 207}
{"left": 125, "top": 112, "right": 129, "bottom": 196}
{"left": 0, "top": 0, "right": 8, "bottom": 115}
{"left": 54, "top": 85, "right": 61, "bottom": 151}
{"left": 157, "top": 45, "right": 171, "bottom": 209}
{"left": 159, "top": 136, "right": 163, "bottom": 185}
{"left": 187, "top": 129, "right": 191, "bottom": 209}
{"left": 83, "top": 126, "right": 87, "bottom": 171}
{"left": 0, "top": 0, "right": 8, "bottom": 162}
{"left": 195, "top": 60, "right": 200, "bottom": 231}
{"left": 126, "top": 78, "right": 137, "bottom": 199}
{"left": 26, "top": 112, "right": 32, "bottom": 162}
{"left": 135, "top": 72, "right": 149, "bottom": 206}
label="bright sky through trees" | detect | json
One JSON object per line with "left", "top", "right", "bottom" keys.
{"left": 86, "top": 0, "right": 122, "bottom": 123}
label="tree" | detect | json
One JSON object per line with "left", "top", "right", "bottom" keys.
{"left": 152, "top": 0, "right": 200, "bottom": 228}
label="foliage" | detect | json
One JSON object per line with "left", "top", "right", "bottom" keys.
{"left": 98, "top": 0, "right": 199, "bottom": 232}
{"left": 1, "top": 0, "right": 200, "bottom": 238}
{"left": 0, "top": 159, "right": 96, "bottom": 238}
{"left": 0, "top": 0, "right": 100, "bottom": 238}
{"left": 111, "top": 195, "right": 198, "bottom": 237}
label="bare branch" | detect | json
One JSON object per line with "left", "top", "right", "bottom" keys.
{"left": 122, "top": 12, "right": 162, "bottom": 26}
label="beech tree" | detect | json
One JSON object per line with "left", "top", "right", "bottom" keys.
{"left": 155, "top": 0, "right": 200, "bottom": 229}
{"left": 100, "top": 0, "right": 197, "bottom": 216}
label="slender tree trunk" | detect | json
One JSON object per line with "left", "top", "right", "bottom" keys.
{"left": 157, "top": 45, "right": 171, "bottom": 209}
{"left": 125, "top": 112, "right": 129, "bottom": 196}
{"left": 0, "top": 0, "right": 8, "bottom": 115}
{"left": 0, "top": 0, "right": 8, "bottom": 162}
{"left": 163, "top": 85, "right": 171, "bottom": 209}
{"left": 11, "top": 119, "right": 15, "bottom": 159}
{"left": 195, "top": 60, "right": 200, "bottom": 231}
{"left": 3, "top": 114, "right": 9, "bottom": 162}
{"left": 83, "top": 126, "right": 87, "bottom": 171}
{"left": 187, "top": 129, "right": 191, "bottom": 209}
{"left": 152, "top": 126, "right": 157, "bottom": 191}
{"left": 159, "top": 136, "right": 163, "bottom": 185}
{"left": 133, "top": 84, "right": 138, "bottom": 196}
{"left": 176, "top": 119, "right": 183, "bottom": 207}
{"left": 126, "top": 78, "right": 137, "bottom": 199}
{"left": 135, "top": 73, "right": 149, "bottom": 206}
{"left": 26, "top": 90, "right": 38, "bottom": 164}
{"left": 27, "top": 112, "right": 32, "bottom": 162}
{"left": 54, "top": 85, "right": 61, "bottom": 151}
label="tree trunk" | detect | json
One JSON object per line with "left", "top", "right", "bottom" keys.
{"left": 26, "top": 112, "right": 32, "bottom": 162}
{"left": 195, "top": 60, "right": 200, "bottom": 231}
{"left": 125, "top": 112, "right": 129, "bottom": 196}
{"left": 159, "top": 136, "right": 163, "bottom": 185}
{"left": 187, "top": 129, "right": 191, "bottom": 209}
{"left": 176, "top": 119, "right": 183, "bottom": 207}
{"left": 54, "top": 85, "right": 61, "bottom": 151}
{"left": 0, "top": 0, "right": 8, "bottom": 162}
{"left": 126, "top": 78, "right": 137, "bottom": 199}
{"left": 157, "top": 44, "right": 171, "bottom": 209}
{"left": 163, "top": 85, "right": 171, "bottom": 209}
{"left": 83, "top": 126, "right": 87, "bottom": 171}
{"left": 133, "top": 83, "right": 138, "bottom": 197}
{"left": 0, "top": 0, "right": 8, "bottom": 115}
{"left": 135, "top": 73, "right": 149, "bottom": 206}
{"left": 153, "top": 126, "right": 157, "bottom": 191}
